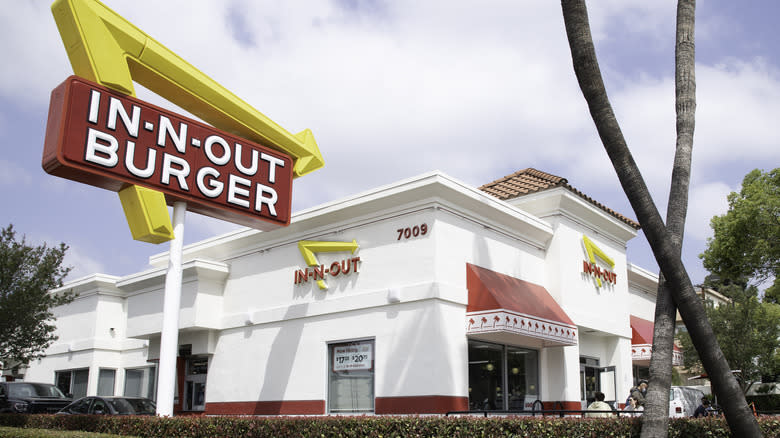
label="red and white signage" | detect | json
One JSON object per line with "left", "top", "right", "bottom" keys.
{"left": 582, "top": 261, "right": 617, "bottom": 285}
{"left": 42, "top": 76, "right": 294, "bottom": 228}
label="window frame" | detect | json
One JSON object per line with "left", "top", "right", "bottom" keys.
{"left": 123, "top": 365, "right": 157, "bottom": 401}
{"left": 55, "top": 368, "right": 89, "bottom": 399}
{"left": 467, "top": 339, "right": 540, "bottom": 411}
{"left": 97, "top": 368, "right": 116, "bottom": 396}
{"left": 327, "top": 338, "right": 375, "bottom": 414}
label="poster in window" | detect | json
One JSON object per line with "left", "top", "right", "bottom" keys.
{"left": 333, "top": 342, "right": 373, "bottom": 371}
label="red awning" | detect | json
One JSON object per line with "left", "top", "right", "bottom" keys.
{"left": 630, "top": 315, "right": 654, "bottom": 345}
{"left": 465, "top": 263, "right": 577, "bottom": 346}
{"left": 630, "top": 315, "right": 682, "bottom": 365}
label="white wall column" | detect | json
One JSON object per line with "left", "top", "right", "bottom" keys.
{"left": 541, "top": 344, "right": 581, "bottom": 405}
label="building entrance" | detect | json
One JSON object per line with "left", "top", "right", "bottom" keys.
{"left": 183, "top": 356, "right": 208, "bottom": 411}
{"left": 580, "top": 357, "right": 616, "bottom": 409}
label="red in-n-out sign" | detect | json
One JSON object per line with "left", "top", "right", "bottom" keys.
{"left": 42, "top": 76, "right": 294, "bottom": 228}
{"left": 582, "top": 261, "right": 617, "bottom": 285}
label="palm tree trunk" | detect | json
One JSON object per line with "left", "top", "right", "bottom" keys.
{"left": 560, "top": 1, "right": 761, "bottom": 436}
{"left": 642, "top": 2, "right": 696, "bottom": 437}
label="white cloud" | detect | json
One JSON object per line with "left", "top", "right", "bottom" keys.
{"left": 0, "top": 2, "right": 72, "bottom": 108}
{"left": 695, "top": 60, "right": 780, "bottom": 166}
{"left": 0, "top": 0, "right": 776, "bottom": 285}
{"left": 685, "top": 181, "right": 732, "bottom": 241}
{"left": 6, "top": 229, "right": 107, "bottom": 281}
{"left": 587, "top": 1, "right": 675, "bottom": 43}
{"left": 63, "top": 245, "right": 108, "bottom": 281}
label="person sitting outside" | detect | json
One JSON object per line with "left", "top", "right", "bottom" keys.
{"left": 623, "top": 395, "right": 644, "bottom": 416}
{"left": 693, "top": 397, "right": 712, "bottom": 418}
{"left": 586, "top": 391, "right": 612, "bottom": 418}
{"left": 626, "top": 380, "right": 648, "bottom": 406}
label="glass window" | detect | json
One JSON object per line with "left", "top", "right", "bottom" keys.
{"left": 91, "top": 398, "right": 109, "bottom": 414}
{"left": 72, "top": 369, "right": 89, "bottom": 399}
{"left": 55, "top": 371, "right": 71, "bottom": 396}
{"left": 30, "top": 383, "right": 66, "bottom": 398}
{"left": 56, "top": 368, "right": 89, "bottom": 399}
{"left": 70, "top": 397, "right": 91, "bottom": 414}
{"left": 108, "top": 397, "right": 156, "bottom": 415}
{"left": 124, "top": 369, "right": 143, "bottom": 397}
{"left": 183, "top": 356, "right": 207, "bottom": 411}
{"left": 124, "top": 366, "right": 156, "bottom": 400}
{"left": 468, "top": 340, "right": 539, "bottom": 411}
{"left": 188, "top": 358, "right": 208, "bottom": 375}
{"left": 632, "top": 365, "right": 650, "bottom": 386}
{"left": 468, "top": 341, "right": 504, "bottom": 410}
{"left": 328, "top": 339, "right": 374, "bottom": 413}
{"left": 97, "top": 369, "right": 115, "bottom": 396}
{"left": 507, "top": 346, "right": 539, "bottom": 410}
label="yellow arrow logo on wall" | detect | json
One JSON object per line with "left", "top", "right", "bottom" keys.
{"left": 51, "top": 0, "right": 324, "bottom": 242}
{"left": 298, "top": 240, "right": 359, "bottom": 290}
{"left": 582, "top": 235, "right": 615, "bottom": 287}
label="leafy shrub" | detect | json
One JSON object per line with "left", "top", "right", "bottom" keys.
{"left": 0, "top": 414, "right": 778, "bottom": 437}
{"left": 0, "top": 426, "right": 130, "bottom": 438}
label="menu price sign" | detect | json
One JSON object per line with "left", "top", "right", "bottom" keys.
{"left": 333, "top": 342, "right": 373, "bottom": 371}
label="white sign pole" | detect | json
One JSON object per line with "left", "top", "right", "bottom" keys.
{"left": 156, "top": 201, "right": 186, "bottom": 416}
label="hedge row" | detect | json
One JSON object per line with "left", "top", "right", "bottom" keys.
{"left": 0, "top": 426, "right": 130, "bottom": 438}
{"left": 1, "top": 414, "right": 779, "bottom": 437}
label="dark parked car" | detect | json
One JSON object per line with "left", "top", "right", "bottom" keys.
{"left": 0, "top": 382, "right": 72, "bottom": 414}
{"left": 58, "top": 396, "right": 156, "bottom": 415}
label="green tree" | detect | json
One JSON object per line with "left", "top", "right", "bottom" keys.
{"left": 701, "top": 168, "right": 780, "bottom": 303}
{"left": 678, "top": 284, "right": 780, "bottom": 392}
{"left": 0, "top": 225, "right": 74, "bottom": 366}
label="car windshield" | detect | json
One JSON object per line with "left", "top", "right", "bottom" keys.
{"left": 8, "top": 383, "right": 66, "bottom": 398}
{"left": 107, "top": 398, "right": 156, "bottom": 415}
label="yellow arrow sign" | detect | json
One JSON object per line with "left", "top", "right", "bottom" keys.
{"left": 582, "top": 235, "right": 615, "bottom": 287}
{"left": 50, "top": 0, "right": 324, "bottom": 243}
{"left": 51, "top": 0, "right": 324, "bottom": 178}
{"left": 298, "top": 240, "right": 359, "bottom": 290}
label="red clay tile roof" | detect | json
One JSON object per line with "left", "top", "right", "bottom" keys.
{"left": 479, "top": 168, "right": 640, "bottom": 229}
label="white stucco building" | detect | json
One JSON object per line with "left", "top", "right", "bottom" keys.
{"left": 14, "top": 168, "right": 678, "bottom": 415}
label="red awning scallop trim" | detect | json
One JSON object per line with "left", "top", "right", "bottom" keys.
{"left": 630, "top": 315, "right": 683, "bottom": 365}
{"left": 466, "top": 263, "right": 577, "bottom": 346}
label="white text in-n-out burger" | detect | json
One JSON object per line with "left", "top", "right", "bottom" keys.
{"left": 43, "top": 76, "right": 294, "bottom": 228}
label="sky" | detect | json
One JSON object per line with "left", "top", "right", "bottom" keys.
{"left": 1, "top": 1, "right": 778, "bottom": 287}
